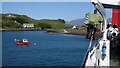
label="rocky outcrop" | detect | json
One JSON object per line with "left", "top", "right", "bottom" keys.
{"left": 46, "top": 29, "right": 102, "bottom": 38}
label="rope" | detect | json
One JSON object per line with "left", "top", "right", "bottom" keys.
{"left": 88, "top": 29, "right": 95, "bottom": 49}
{"left": 87, "top": 27, "right": 102, "bottom": 66}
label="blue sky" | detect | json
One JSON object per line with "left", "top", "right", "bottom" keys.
{"left": 2, "top": 2, "right": 112, "bottom": 21}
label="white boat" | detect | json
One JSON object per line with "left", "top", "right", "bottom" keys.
{"left": 82, "top": 0, "right": 120, "bottom": 67}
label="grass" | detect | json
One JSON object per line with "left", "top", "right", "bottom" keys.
{"left": 2, "top": 13, "right": 73, "bottom": 29}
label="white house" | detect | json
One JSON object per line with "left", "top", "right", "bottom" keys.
{"left": 72, "top": 26, "right": 77, "bottom": 29}
{"left": 6, "top": 14, "right": 15, "bottom": 17}
{"left": 23, "top": 24, "right": 34, "bottom": 28}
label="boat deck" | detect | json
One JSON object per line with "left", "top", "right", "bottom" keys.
{"left": 110, "top": 47, "right": 120, "bottom": 67}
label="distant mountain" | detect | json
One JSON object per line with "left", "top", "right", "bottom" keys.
{"left": 107, "top": 18, "right": 112, "bottom": 23}
{"left": 66, "top": 18, "right": 112, "bottom": 26}
{"left": 66, "top": 18, "right": 85, "bottom": 26}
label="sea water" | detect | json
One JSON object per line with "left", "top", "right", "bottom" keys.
{"left": 2, "top": 31, "right": 91, "bottom": 66}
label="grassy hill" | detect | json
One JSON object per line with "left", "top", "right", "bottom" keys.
{"left": 1, "top": 13, "right": 72, "bottom": 29}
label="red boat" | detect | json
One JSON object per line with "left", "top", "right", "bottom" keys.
{"left": 15, "top": 39, "right": 29, "bottom": 45}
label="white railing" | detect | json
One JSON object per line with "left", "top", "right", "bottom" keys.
{"left": 82, "top": 0, "right": 110, "bottom": 67}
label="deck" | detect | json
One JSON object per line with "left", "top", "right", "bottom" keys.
{"left": 110, "top": 47, "right": 120, "bottom": 67}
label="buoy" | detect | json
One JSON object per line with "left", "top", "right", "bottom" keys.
{"left": 34, "top": 43, "right": 36, "bottom": 45}
{"left": 14, "top": 39, "right": 16, "bottom": 42}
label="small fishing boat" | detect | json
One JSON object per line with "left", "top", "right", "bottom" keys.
{"left": 15, "top": 39, "right": 29, "bottom": 45}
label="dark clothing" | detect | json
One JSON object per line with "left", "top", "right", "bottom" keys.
{"left": 116, "top": 33, "right": 120, "bottom": 54}
{"left": 84, "top": 13, "right": 103, "bottom": 40}
{"left": 86, "top": 24, "right": 96, "bottom": 39}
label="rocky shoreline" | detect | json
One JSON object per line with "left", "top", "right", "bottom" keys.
{"left": 1, "top": 29, "right": 41, "bottom": 32}
{"left": 1, "top": 28, "right": 101, "bottom": 38}
{"left": 46, "top": 29, "right": 102, "bottom": 38}
{"left": 46, "top": 29, "right": 87, "bottom": 36}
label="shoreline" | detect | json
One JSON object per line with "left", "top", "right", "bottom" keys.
{"left": 1, "top": 28, "right": 41, "bottom": 32}
{"left": 1, "top": 28, "right": 101, "bottom": 38}
{"left": 46, "top": 29, "right": 102, "bottom": 38}
{"left": 46, "top": 29, "right": 87, "bottom": 36}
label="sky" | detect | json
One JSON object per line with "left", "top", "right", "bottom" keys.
{"left": 2, "top": 2, "right": 112, "bottom": 21}
{"left": 2, "top": 0, "right": 91, "bottom": 2}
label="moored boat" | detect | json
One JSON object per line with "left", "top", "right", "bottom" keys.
{"left": 15, "top": 39, "right": 29, "bottom": 45}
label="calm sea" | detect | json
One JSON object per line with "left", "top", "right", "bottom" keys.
{"left": 2, "top": 31, "right": 90, "bottom": 66}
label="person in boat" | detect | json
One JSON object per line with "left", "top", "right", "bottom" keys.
{"left": 116, "top": 33, "right": 120, "bottom": 55}
{"left": 84, "top": 9, "right": 103, "bottom": 40}
{"left": 108, "top": 23, "right": 119, "bottom": 48}
{"left": 107, "top": 23, "right": 111, "bottom": 29}
{"left": 107, "top": 23, "right": 119, "bottom": 48}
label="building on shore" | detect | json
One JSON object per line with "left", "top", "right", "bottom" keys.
{"left": 6, "top": 14, "right": 15, "bottom": 17}
{"left": 72, "top": 26, "right": 77, "bottom": 29}
{"left": 23, "top": 24, "right": 34, "bottom": 28}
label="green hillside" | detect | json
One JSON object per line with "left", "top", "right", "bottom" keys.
{"left": 1, "top": 13, "right": 72, "bottom": 29}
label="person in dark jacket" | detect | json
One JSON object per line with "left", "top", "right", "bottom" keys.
{"left": 84, "top": 9, "right": 103, "bottom": 39}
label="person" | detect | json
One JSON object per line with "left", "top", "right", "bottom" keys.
{"left": 84, "top": 9, "right": 103, "bottom": 39}
{"left": 110, "top": 23, "right": 119, "bottom": 48}
{"left": 116, "top": 33, "right": 120, "bottom": 54}
{"left": 107, "top": 23, "right": 111, "bottom": 29}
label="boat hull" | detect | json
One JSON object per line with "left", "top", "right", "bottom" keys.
{"left": 16, "top": 42, "right": 29, "bottom": 45}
